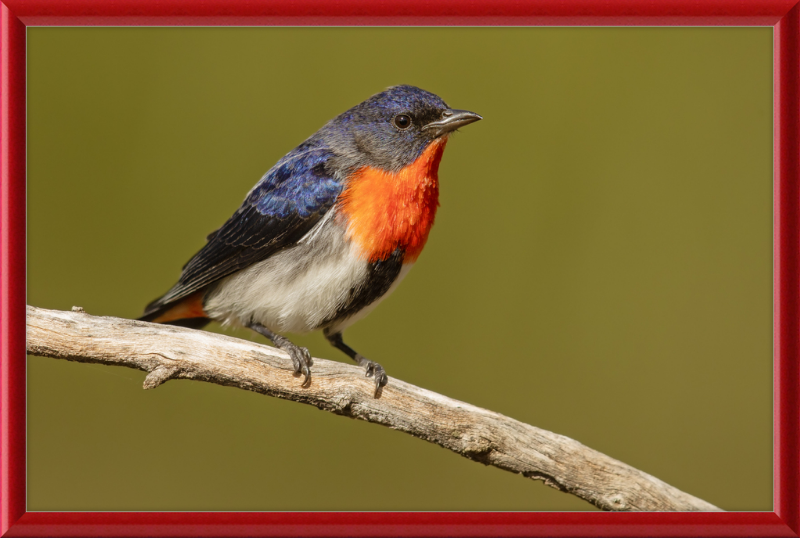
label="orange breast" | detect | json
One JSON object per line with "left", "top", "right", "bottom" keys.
{"left": 338, "top": 138, "right": 447, "bottom": 263}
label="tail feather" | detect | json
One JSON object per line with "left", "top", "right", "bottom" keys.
{"left": 139, "top": 289, "right": 210, "bottom": 329}
{"left": 160, "top": 317, "right": 212, "bottom": 330}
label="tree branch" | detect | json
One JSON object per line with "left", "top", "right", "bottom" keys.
{"left": 26, "top": 305, "right": 720, "bottom": 512}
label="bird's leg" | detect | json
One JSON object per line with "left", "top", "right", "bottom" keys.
{"left": 247, "top": 321, "right": 312, "bottom": 387}
{"left": 323, "top": 328, "right": 388, "bottom": 394}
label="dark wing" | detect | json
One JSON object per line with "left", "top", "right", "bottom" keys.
{"left": 142, "top": 146, "right": 343, "bottom": 317}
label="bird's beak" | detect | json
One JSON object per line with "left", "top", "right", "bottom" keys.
{"left": 423, "top": 109, "right": 482, "bottom": 137}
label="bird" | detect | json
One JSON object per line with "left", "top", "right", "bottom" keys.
{"left": 139, "top": 85, "right": 481, "bottom": 395}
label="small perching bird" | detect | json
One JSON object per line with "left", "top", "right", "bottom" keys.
{"left": 140, "top": 85, "right": 482, "bottom": 394}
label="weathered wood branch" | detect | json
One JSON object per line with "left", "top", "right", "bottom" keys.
{"left": 26, "top": 305, "right": 720, "bottom": 512}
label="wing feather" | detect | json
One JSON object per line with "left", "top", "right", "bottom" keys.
{"left": 142, "top": 145, "right": 343, "bottom": 318}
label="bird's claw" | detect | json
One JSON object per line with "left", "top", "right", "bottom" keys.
{"left": 288, "top": 346, "right": 313, "bottom": 387}
{"left": 364, "top": 360, "right": 388, "bottom": 394}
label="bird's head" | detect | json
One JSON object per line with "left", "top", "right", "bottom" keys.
{"left": 324, "top": 85, "right": 482, "bottom": 174}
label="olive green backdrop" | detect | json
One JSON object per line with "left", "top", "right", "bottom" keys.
{"left": 27, "top": 28, "right": 772, "bottom": 511}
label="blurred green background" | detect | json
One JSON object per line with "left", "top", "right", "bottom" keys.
{"left": 27, "top": 28, "right": 772, "bottom": 511}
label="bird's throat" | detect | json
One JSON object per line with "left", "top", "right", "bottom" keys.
{"left": 339, "top": 138, "right": 446, "bottom": 263}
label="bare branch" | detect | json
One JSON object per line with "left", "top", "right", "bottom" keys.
{"left": 26, "top": 305, "right": 721, "bottom": 512}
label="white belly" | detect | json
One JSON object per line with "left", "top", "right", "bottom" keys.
{"left": 203, "top": 217, "right": 412, "bottom": 334}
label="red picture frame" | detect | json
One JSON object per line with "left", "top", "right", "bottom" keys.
{"left": 2, "top": 1, "right": 798, "bottom": 536}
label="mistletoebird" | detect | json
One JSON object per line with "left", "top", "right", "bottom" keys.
{"left": 140, "top": 85, "right": 482, "bottom": 394}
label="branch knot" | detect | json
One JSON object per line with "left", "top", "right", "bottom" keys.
{"left": 143, "top": 365, "right": 180, "bottom": 389}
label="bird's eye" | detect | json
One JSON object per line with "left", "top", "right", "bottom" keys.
{"left": 393, "top": 114, "right": 412, "bottom": 130}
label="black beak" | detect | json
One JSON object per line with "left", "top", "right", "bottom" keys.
{"left": 423, "top": 109, "right": 482, "bottom": 137}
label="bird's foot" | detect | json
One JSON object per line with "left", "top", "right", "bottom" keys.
{"left": 248, "top": 322, "right": 313, "bottom": 387}
{"left": 323, "top": 329, "right": 387, "bottom": 397}
{"left": 359, "top": 355, "right": 388, "bottom": 395}
{"left": 282, "top": 341, "right": 313, "bottom": 387}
